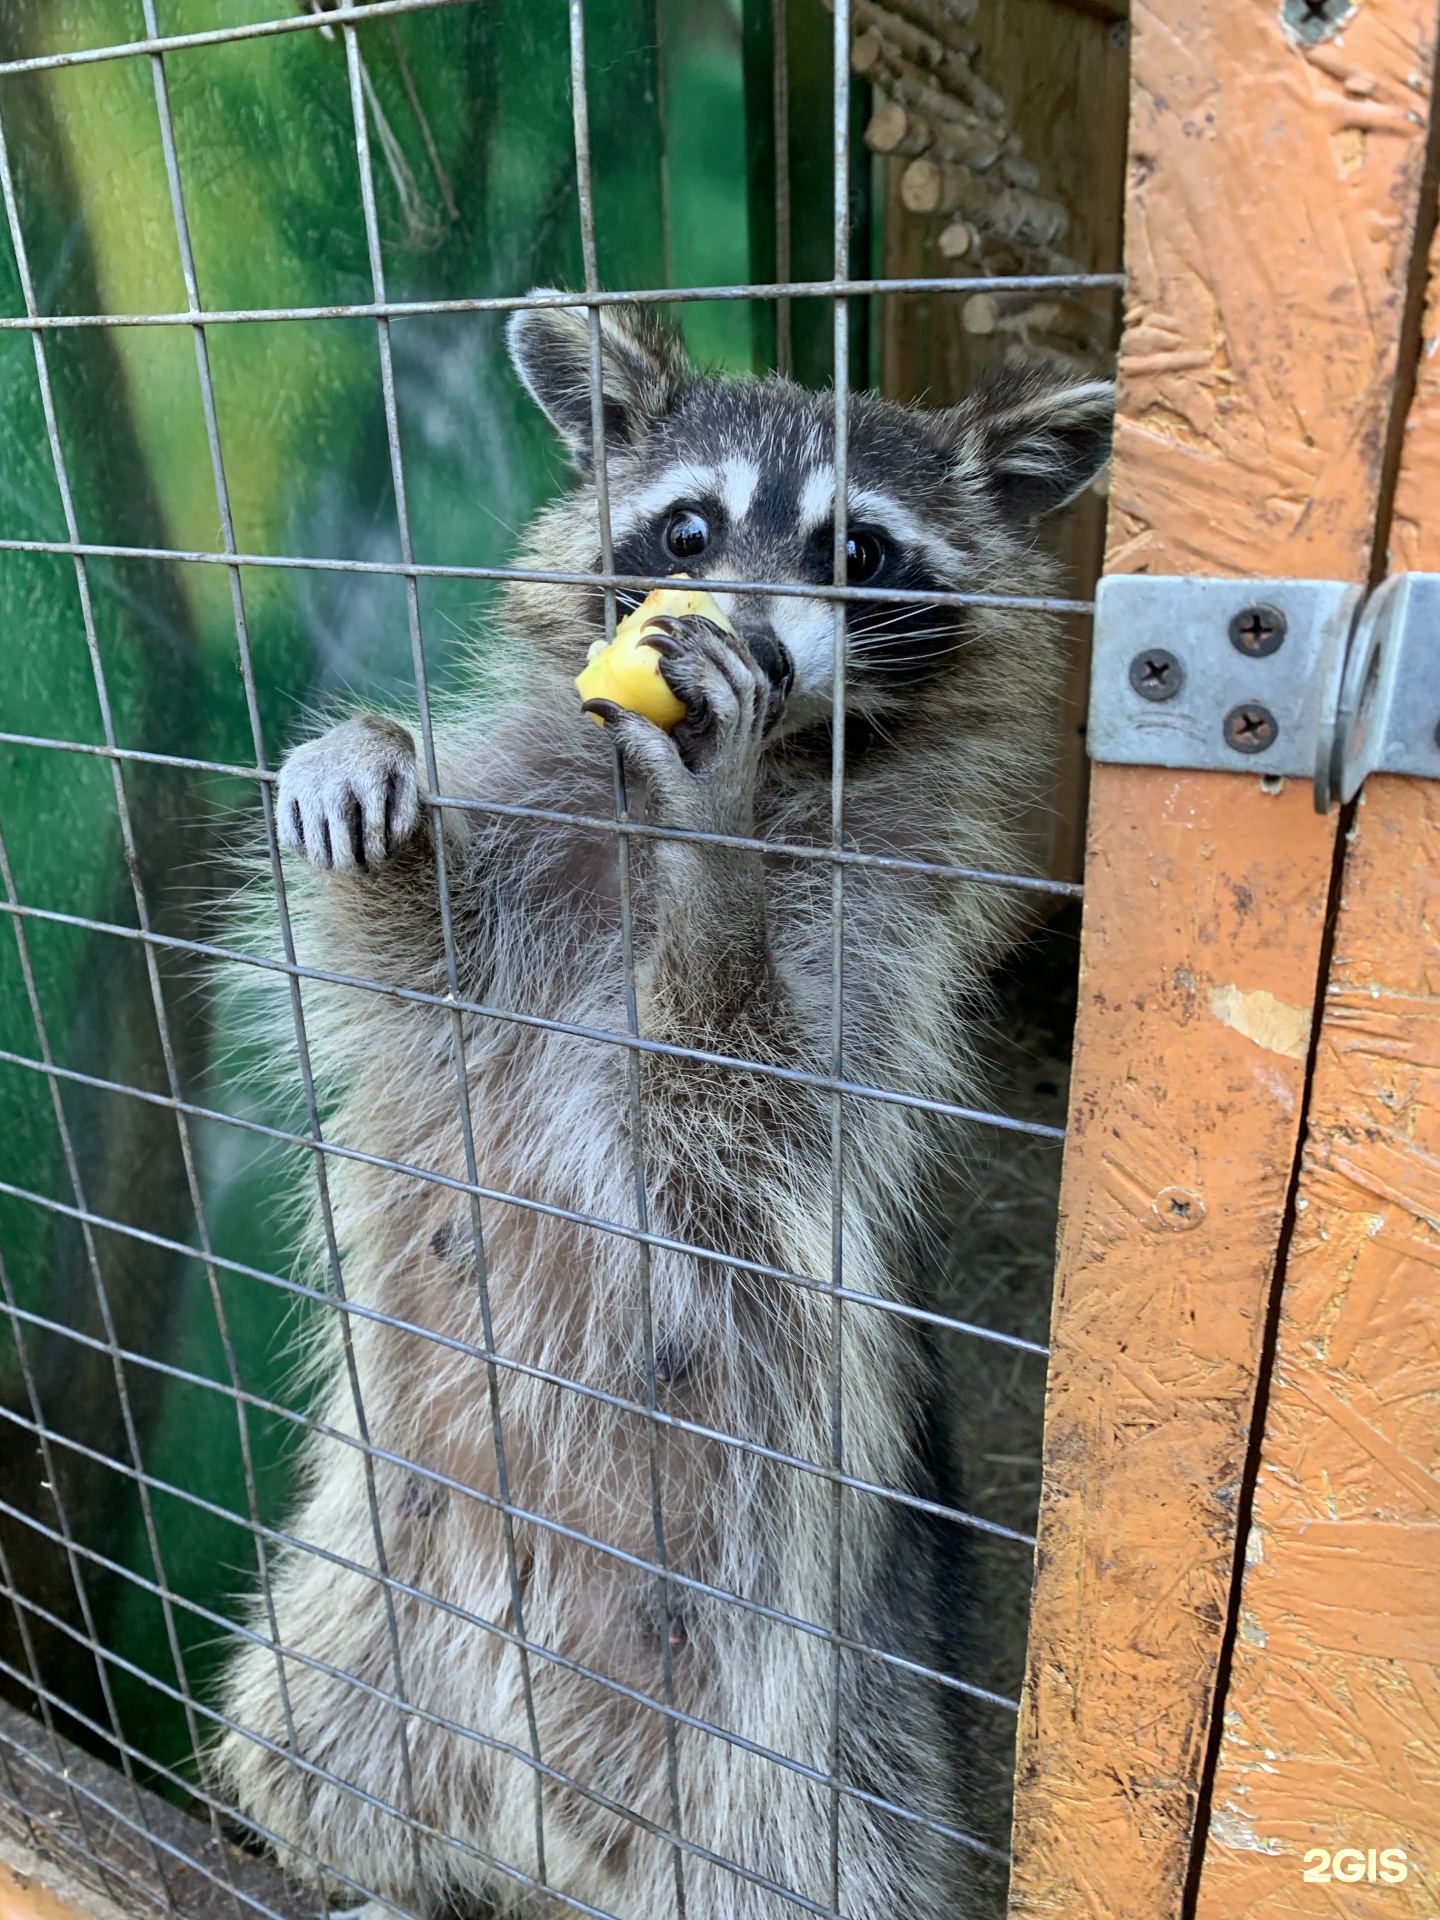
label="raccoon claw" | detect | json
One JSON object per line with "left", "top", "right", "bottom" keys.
{"left": 277, "top": 716, "right": 421, "bottom": 874}
{"left": 640, "top": 630, "right": 683, "bottom": 663}
{"left": 653, "top": 623, "right": 773, "bottom": 771}
{"left": 587, "top": 624, "right": 782, "bottom": 836}
{"left": 671, "top": 687, "right": 713, "bottom": 747}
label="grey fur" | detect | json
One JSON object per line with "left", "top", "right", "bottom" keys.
{"left": 214, "top": 295, "right": 1111, "bottom": 1920}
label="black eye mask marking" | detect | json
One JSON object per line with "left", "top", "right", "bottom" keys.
{"left": 804, "top": 521, "right": 964, "bottom": 687}
{"left": 604, "top": 530, "right": 659, "bottom": 619}
{"left": 606, "top": 499, "right": 961, "bottom": 687}
{"left": 606, "top": 500, "right": 729, "bottom": 617}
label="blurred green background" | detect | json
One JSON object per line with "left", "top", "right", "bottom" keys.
{"left": 0, "top": 0, "right": 871, "bottom": 1806}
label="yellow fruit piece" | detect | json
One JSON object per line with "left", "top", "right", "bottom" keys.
{"left": 575, "top": 586, "right": 736, "bottom": 731}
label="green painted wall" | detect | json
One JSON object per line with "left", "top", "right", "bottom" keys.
{"left": 0, "top": 0, "right": 765, "bottom": 1802}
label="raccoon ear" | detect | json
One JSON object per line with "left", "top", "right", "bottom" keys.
{"left": 941, "top": 364, "right": 1114, "bottom": 524}
{"left": 508, "top": 292, "right": 688, "bottom": 465}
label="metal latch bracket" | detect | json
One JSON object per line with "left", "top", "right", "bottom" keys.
{"left": 1089, "top": 572, "right": 1440, "bottom": 811}
{"left": 1325, "top": 571, "right": 1440, "bottom": 806}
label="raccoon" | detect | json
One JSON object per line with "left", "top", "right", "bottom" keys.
{"left": 212, "top": 295, "right": 1111, "bottom": 1920}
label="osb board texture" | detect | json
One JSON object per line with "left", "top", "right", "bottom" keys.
{"left": 1008, "top": 0, "right": 1440, "bottom": 1909}
{"left": 1193, "top": 778, "right": 1440, "bottom": 1915}
{"left": 1009, "top": 769, "right": 1338, "bottom": 1918}
{"left": 1106, "top": 1, "right": 1437, "bottom": 581}
{"left": 1193, "top": 217, "right": 1440, "bottom": 1917}
{"left": 876, "top": 0, "right": 1128, "bottom": 881}
{"left": 1390, "top": 210, "right": 1440, "bottom": 571}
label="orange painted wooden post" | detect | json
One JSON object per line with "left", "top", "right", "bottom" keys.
{"left": 1191, "top": 227, "right": 1440, "bottom": 1920}
{"left": 1007, "top": 0, "right": 1440, "bottom": 1913}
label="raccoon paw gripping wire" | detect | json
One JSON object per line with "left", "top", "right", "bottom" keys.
{"left": 576, "top": 585, "right": 738, "bottom": 730}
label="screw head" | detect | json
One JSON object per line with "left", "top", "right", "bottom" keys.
{"left": 1229, "top": 603, "right": 1287, "bottom": 658}
{"left": 1280, "top": 0, "right": 1354, "bottom": 42}
{"left": 1154, "top": 1185, "right": 1206, "bottom": 1232}
{"left": 1223, "top": 702, "right": 1279, "bottom": 754}
{"left": 1129, "top": 647, "right": 1184, "bottom": 702}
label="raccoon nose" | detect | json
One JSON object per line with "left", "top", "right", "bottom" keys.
{"left": 744, "top": 629, "right": 794, "bottom": 696}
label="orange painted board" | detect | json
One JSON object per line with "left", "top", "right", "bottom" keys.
{"left": 1391, "top": 212, "right": 1440, "bottom": 579}
{"left": 1010, "top": 769, "right": 1338, "bottom": 1918}
{"left": 1194, "top": 216, "right": 1440, "bottom": 1919}
{"left": 0, "top": 1856, "right": 107, "bottom": 1920}
{"left": 1007, "top": 0, "right": 1440, "bottom": 1908}
{"left": 1193, "top": 777, "right": 1440, "bottom": 1918}
{"left": 1106, "top": 12, "right": 1437, "bottom": 582}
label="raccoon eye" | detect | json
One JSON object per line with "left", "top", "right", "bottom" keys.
{"left": 665, "top": 509, "right": 709, "bottom": 560}
{"left": 845, "top": 529, "right": 888, "bottom": 584}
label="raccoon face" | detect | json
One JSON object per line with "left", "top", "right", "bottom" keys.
{"left": 508, "top": 295, "right": 1112, "bottom": 730}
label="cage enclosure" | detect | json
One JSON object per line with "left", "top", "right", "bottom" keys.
{"left": 1, "top": 2, "right": 1437, "bottom": 1920}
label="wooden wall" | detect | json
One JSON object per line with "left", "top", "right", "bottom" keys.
{"left": 876, "top": 0, "right": 1129, "bottom": 882}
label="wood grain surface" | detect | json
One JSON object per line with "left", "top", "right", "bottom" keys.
{"left": 1008, "top": 0, "right": 1440, "bottom": 1909}
{"left": 1193, "top": 221, "right": 1440, "bottom": 1920}
{"left": 877, "top": 0, "right": 1128, "bottom": 882}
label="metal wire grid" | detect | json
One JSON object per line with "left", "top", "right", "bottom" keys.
{"left": 0, "top": 2, "right": 1121, "bottom": 1916}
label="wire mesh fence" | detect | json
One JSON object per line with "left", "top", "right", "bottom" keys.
{"left": 0, "top": 3, "right": 1121, "bottom": 1916}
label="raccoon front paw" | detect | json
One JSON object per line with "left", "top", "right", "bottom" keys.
{"left": 583, "top": 617, "right": 786, "bottom": 833}
{"left": 277, "top": 716, "right": 421, "bottom": 873}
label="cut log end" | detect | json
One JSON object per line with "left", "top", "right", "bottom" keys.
{"left": 851, "top": 27, "right": 885, "bottom": 75}
{"left": 962, "top": 292, "right": 999, "bottom": 334}
{"left": 901, "top": 156, "right": 945, "bottom": 213}
{"left": 865, "top": 97, "right": 912, "bottom": 153}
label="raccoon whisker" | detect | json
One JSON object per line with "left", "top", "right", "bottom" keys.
{"left": 850, "top": 620, "right": 968, "bottom": 656}
{"left": 848, "top": 604, "right": 949, "bottom": 636}
{"left": 848, "top": 606, "right": 948, "bottom": 632}
{"left": 860, "top": 643, "right": 979, "bottom": 671}
{"left": 860, "top": 624, "right": 972, "bottom": 648}
{"left": 851, "top": 626, "right": 969, "bottom": 660}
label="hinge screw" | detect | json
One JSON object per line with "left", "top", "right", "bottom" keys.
{"left": 1229, "top": 604, "right": 1287, "bottom": 657}
{"left": 1129, "top": 647, "right": 1184, "bottom": 701}
{"left": 1223, "top": 702, "right": 1279, "bottom": 754}
{"left": 1280, "top": 0, "right": 1354, "bottom": 42}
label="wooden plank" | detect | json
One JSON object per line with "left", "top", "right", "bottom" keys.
{"left": 876, "top": 0, "right": 1128, "bottom": 882}
{"left": 1391, "top": 216, "right": 1440, "bottom": 578}
{"left": 1008, "top": 768, "right": 1340, "bottom": 1917}
{"left": 0, "top": 1696, "right": 309, "bottom": 1920}
{"left": 1007, "top": 0, "right": 1440, "bottom": 1910}
{"left": 1192, "top": 218, "right": 1440, "bottom": 1920}
{"left": 0, "top": 1855, "right": 105, "bottom": 1920}
{"left": 876, "top": 0, "right": 1127, "bottom": 405}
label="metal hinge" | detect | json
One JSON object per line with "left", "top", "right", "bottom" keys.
{"left": 1089, "top": 572, "right": 1440, "bottom": 812}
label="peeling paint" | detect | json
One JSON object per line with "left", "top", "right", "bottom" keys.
{"left": 1238, "top": 1608, "right": 1268, "bottom": 1647}
{"left": 1208, "top": 983, "right": 1312, "bottom": 1060}
{"left": 1208, "top": 1808, "right": 1284, "bottom": 1854}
